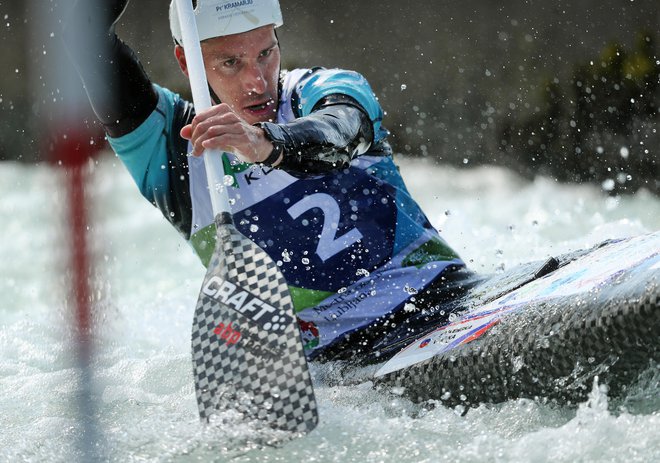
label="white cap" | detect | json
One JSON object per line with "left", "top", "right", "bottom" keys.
{"left": 170, "top": 0, "right": 283, "bottom": 45}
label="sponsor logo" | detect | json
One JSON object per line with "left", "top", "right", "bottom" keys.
{"left": 213, "top": 321, "right": 241, "bottom": 346}
{"left": 459, "top": 320, "right": 500, "bottom": 346}
{"left": 313, "top": 285, "right": 372, "bottom": 323}
{"left": 240, "top": 331, "right": 281, "bottom": 360}
{"left": 209, "top": 319, "right": 283, "bottom": 360}
{"left": 202, "top": 275, "right": 290, "bottom": 331}
{"left": 298, "top": 318, "right": 320, "bottom": 349}
{"left": 216, "top": 0, "right": 253, "bottom": 12}
{"left": 419, "top": 338, "right": 431, "bottom": 348}
{"left": 243, "top": 165, "right": 275, "bottom": 186}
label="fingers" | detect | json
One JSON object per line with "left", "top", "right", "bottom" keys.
{"left": 199, "top": 132, "right": 244, "bottom": 154}
{"left": 190, "top": 103, "right": 235, "bottom": 129}
{"left": 198, "top": 125, "right": 245, "bottom": 153}
{"left": 180, "top": 103, "right": 235, "bottom": 139}
{"left": 180, "top": 124, "right": 193, "bottom": 140}
{"left": 193, "top": 112, "right": 242, "bottom": 144}
{"left": 180, "top": 103, "right": 242, "bottom": 156}
{"left": 178, "top": 104, "right": 272, "bottom": 163}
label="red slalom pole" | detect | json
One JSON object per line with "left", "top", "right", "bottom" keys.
{"left": 47, "top": 124, "right": 105, "bottom": 461}
{"left": 35, "top": 0, "right": 110, "bottom": 457}
{"left": 49, "top": 128, "right": 102, "bottom": 350}
{"left": 69, "top": 162, "right": 91, "bottom": 344}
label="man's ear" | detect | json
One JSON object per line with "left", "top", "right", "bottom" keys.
{"left": 174, "top": 45, "right": 189, "bottom": 77}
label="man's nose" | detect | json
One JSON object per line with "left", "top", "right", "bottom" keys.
{"left": 243, "top": 63, "right": 267, "bottom": 95}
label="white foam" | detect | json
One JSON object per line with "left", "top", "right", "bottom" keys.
{"left": 1, "top": 155, "right": 658, "bottom": 461}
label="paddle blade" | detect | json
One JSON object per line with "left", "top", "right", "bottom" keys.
{"left": 191, "top": 213, "right": 318, "bottom": 434}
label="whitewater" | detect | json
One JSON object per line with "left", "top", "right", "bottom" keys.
{"left": 1, "top": 154, "right": 659, "bottom": 462}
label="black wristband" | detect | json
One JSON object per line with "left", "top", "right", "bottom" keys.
{"left": 255, "top": 122, "right": 289, "bottom": 166}
{"left": 262, "top": 141, "right": 284, "bottom": 166}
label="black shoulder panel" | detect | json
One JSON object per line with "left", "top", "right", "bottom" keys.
{"left": 158, "top": 98, "right": 195, "bottom": 239}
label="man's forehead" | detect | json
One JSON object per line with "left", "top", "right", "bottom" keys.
{"left": 201, "top": 25, "right": 277, "bottom": 56}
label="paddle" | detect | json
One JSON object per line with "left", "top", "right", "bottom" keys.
{"left": 174, "top": 0, "right": 318, "bottom": 433}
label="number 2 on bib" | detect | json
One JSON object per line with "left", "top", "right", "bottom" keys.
{"left": 287, "top": 193, "right": 363, "bottom": 262}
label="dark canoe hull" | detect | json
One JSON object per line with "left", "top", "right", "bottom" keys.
{"left": 373, "top": 232, "right": 659, "bottom": 408}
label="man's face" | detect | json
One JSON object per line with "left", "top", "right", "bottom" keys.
{"left": 183, "top": 25, "right": 281, "bottom": 125}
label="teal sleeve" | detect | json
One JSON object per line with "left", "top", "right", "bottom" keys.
{"left": 296, "top": 69, "right": 389, "bottom": 143}
{"left": 106, "top": 84, "right": 179, "bottom": 204}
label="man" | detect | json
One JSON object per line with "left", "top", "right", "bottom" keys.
{"left": 66, "top": 0, "right": 476, "bottom": 362}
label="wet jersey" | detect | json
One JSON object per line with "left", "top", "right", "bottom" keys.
{"left": 108, "top": 67, "right": 463, "bottom": 355}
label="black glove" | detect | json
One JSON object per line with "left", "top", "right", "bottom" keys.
{"left": 63, "top": 0, "right": 157, "bottom": 136}
{"left": 109, "top": 0, "right": 130, "bottom": 29}
{"left": 64, "top": 0, "right": 130, "bottom": 38}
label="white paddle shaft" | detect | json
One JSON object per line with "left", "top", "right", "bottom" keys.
{"left": 174, "top": 0, "right": 231, "bottom": 215}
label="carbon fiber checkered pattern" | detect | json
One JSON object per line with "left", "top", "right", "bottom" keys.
{"left": 376, "top": 257, "right": 659, "bottom": 408}
{"left": 191, "top": 214, "right": 318, "bottom": 433}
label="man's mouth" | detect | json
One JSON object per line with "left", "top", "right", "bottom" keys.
{"left": 245, "top": 99, "right": 275, "bottom": 114}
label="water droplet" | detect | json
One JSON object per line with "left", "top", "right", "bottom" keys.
{"left": 617, "top": 172, "right": 628, "bottom": 184}
{"left": 249, "top": 224, "right": 259, "bottom": 233}
{"left": 404, "top": 284, "right": 418, "bottom": 295}
{"left": 400, "top": 84, "right": 407, "bottom": 91}
{"left": 223, "top": 175, "right": 234, "bottom": 186}
{"left": 512, "top": 356, "right": 524, "bottom": 373}
{"left": 601, "top": 178, "right": 615, "bottom": 191}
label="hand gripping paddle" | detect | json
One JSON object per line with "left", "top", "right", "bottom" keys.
{"left": 174, "top": 0, "right": 318, "bottom": 434}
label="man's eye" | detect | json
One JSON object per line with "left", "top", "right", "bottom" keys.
{"left": 260, "top": 48, "right": 272, "bottom": 58}
{"left": 223, "top": 58, "right": 238, "bottom": 67}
